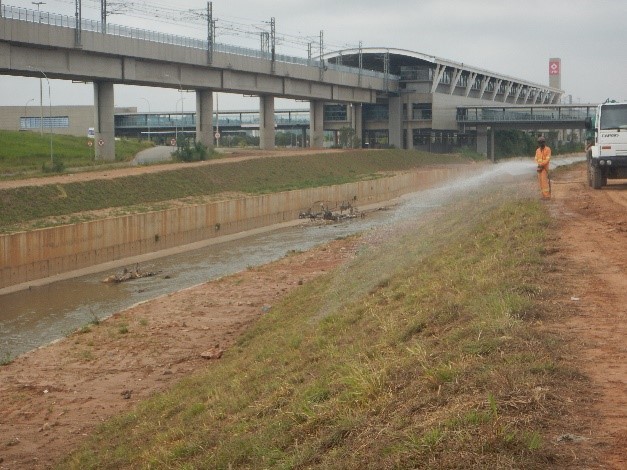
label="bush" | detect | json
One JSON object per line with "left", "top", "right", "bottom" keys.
{"left": 173, "top": 140, "right": 213, "bottom": 162}
{"left": 41, "top": 158, "right": 65, "bottom": 173}
{"left": 495, "top": 130, "right": 536, "bottom": 159}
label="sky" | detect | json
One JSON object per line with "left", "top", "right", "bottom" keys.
{"left": 1, "top": 0, "right": 626, "bottom": 112}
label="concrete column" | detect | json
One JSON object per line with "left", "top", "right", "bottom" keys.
{"left": 388, "top": 95, "right": 402, "bottom": 148}
{"left": 310, "top": 100, "right": 324, "bottom": 148}
{"left": 489, "top": 128, "right": 495, "bottom": 162}
{"left": 351, "top": 103, "right": 363, "bottom": 147}
{"left": 94, "top": 81, "right": 115, "bottom": 161}
{"left": 405, "top": 102, "right": 413, "bottom": 149}
{"left": 259, "top": 95, "right": 275, "bottom": 150}
{"left": 195, "top": 89, "right": 214, "bottom": 149}
{"left": 476, "top": 125, "right": 488, "bottom": 158}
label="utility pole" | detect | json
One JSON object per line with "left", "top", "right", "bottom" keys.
{"left": 100, "top": 0, "right": 106, "bottom": 33}
{"left": 261, "top": 32, "right": 269, "bottom": 53}
{"left": 74, "top": 0, "right": 82, "bottom": 47}
{"left": 307, "top": 42, "right": 312, "bottom": 64}
{"left": 270, "top": 17, "right": 276, "bottom": 73}
{"left": 32, "top": 2, "right": 45, "bottom": 22}
{"left": 207, "top": 1, "right": 213, "bottom": 64}
{"left": 384, "top": 50, "right": 390, "bottom": 91}
{"left": 358, "top": 41, "right": 363, "bottom": 85}
{"left": 319, "top": 30, "right": 324, "bottom": 81}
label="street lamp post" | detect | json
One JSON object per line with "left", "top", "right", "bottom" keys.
{"left": 164, "top": 74, "right": 185, "bottom": 145}
{"left": 175, "top": 97, "right": 185, "bottom": 144}
{"left": 23, "top": 98, "right": 35, "bottom": 126}
{"left": 42, "top": 71, "right": 53, "bottom": 165}
{"left": 139, "top": 97, "right": 151, "bottom": 142}
{"left": 29, "top": 67, "right": 53, "bottom": 166}
{"left": 32, "top": 1, "right": 45, "bottom": 22}
{"left": 215, "top": 93, "right": 220, "bottom": 148}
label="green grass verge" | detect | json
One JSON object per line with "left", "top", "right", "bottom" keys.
{"left": 0, "top": 149, "right": 471, "bottom": 232}
{"left": 61, "top": 186, "right": 581, "bottom": 469}
{"left": 0, "top": 130, "right": 153, "bottom": 175}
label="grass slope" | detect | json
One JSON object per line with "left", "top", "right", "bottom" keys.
{"left": 62, "top": 187, "right": 584, "bottom": 469}
{"left": 0, "top": 150, "right": 469, "bottom": 232}
{"left": 0, "top": 130, "right": 153, "bottom": 174}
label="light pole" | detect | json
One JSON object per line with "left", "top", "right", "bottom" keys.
{"left": 165, "top": 74, "right": 185, "bottom": 144}
{"left": 23, "top": 98, "right": 35, "bottom": 124}
{"left": 32, "top": 2, "right": 45, "bottom": 21}
{"left": 175, "top": 97, "right": 185, "bottom": 144}
{"left": 29, "top": 67, "right": 53, "bottom": 165}
{"left": 139, "top": 97, "right": 151, "bottom": 142}
{"left": 215, "top": 93, "right": 220, "bottom": 148}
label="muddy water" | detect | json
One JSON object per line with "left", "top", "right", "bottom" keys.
{"left": 0, "top": 157, "right": 583, "bottom": 359}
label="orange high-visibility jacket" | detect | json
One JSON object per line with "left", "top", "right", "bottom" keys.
{"left": 535, "top": 146, "right": 551, "bottom": 168}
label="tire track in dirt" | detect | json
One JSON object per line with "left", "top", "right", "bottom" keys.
{"left": 550, "top": 165, "right": 627, "bottom": 469}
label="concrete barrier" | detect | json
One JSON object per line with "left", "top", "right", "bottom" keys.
{"left": 0, "top": 165, "right": 478, "bottom": 289}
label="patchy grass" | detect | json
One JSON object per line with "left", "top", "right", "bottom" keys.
{"left": 0, "top": 149, "right": 473, "bottom": 232}
{"left": 61, "top": 187, "right": 584, "bottom": 469}
{"left": 0, "top": 130, "right": 153, "bottom": 176}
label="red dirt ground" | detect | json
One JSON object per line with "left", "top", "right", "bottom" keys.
{"left": 548, "top": 164, "right": 626, "bottom": 469}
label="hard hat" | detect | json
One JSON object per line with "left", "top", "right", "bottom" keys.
{"left": 537, "top": 136, "right": 546, "bottom": 143}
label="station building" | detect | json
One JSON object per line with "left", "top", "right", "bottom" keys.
{"left": 323, "top": 48, "right": 564, "bottom": 152}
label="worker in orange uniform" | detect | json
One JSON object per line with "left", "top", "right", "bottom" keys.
{"left": 535, "top": 136, "right": 551, "bottom": 199}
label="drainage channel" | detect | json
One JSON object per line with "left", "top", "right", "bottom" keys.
{"left": 0, "top": 156, "right": 584, "bottom": 359}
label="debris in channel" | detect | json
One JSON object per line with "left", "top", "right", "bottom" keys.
{"left": 298, "top": 200, "right": 364, "bottom": 222}
{"left": 102, "top": 264, "right": 161, "bottom": 284}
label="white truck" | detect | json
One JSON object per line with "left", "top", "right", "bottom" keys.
{"left": 585, "top": 100, "right": 627, "bottom": 189}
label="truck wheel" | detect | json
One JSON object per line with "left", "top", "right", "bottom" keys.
{"left": 591, "top": 164, "right": 603, "bottom": 189}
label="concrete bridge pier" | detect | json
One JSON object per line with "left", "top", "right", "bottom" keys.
{"left": 388, "top": 96, "right": 402, "bottom": 148}
{"left": 310, "top": 100, "right": 324, "bottom": 148}
{"left": 350, "top": 103, "right": 363, "bottom": 146}
{"left": 195, "top": 89, "right": 214, "bottom": 149}
{"left": 476, "top": 125, "right": 495, "bottom": 161}
{"left": 259, "top": 95, "right": 275, "bottom": 150}
{"left": 94, "top": 81, "right": 115, "bottom": 161}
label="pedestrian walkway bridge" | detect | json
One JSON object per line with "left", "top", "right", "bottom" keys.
{"left": 457, "top": 104, "right": 596, "bottom": 130}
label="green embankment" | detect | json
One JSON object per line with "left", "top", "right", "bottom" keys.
{"left": 0, "top": 130, "right": 153, "bottom": 174}
{"left": 0, "top": 150, "right": 470, "bottom": 233}
{"left": 62, "top": 186, "right": 583, "bottom": 468}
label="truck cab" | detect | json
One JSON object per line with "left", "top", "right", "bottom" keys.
{"left": 584, "top": 101, "right": 627, "bottom": 189}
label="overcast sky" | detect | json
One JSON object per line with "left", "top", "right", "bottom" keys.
{"left": 1, "top": 0, "right": 625, "bottom": 112}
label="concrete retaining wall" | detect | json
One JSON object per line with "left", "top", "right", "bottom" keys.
{"left": 0, "top": 165, "right": 476, "bottom": 289}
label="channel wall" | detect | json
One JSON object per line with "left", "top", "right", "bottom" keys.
{"left": 0, "top": 165, "right": 478, "bottom": 289}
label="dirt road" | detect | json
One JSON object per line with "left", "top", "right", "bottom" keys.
{"left": 549, "top": 165, "right": 627, "bottom": 468}
{"left": 0, "top": 163, "right": 625, "bottom": 468}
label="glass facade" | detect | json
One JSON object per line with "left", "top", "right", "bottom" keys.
{"left": 324, "top": 104, "right": 348, "bottom": 122}
{"left": 20, "top": 116, "right": 69, "bottom": 129}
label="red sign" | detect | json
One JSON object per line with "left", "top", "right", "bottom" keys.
{"left": 549, "top": 60, "right": 560, "bottom": 76}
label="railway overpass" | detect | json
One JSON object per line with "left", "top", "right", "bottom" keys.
{"left": 0, "top": 3, "right": 394, "bottom": 160}
{"left": 1, "top": 3, "right": 574, "bottom": 158}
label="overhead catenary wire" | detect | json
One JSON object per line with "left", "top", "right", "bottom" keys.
{"left": 13, "top": 0, "right": 363, "bottom": 58}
